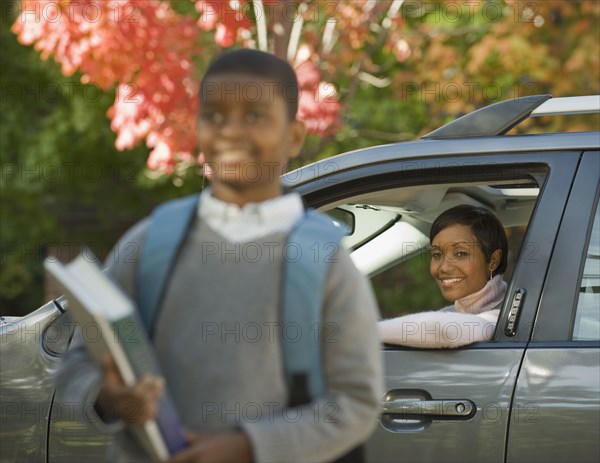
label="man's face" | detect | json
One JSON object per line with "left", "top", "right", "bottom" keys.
{"left": 197, "top": 72, "right": 305, "bottom": 199}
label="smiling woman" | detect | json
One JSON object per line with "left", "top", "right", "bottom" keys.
{"left": 378, "top": 205, "right": 508, "bottom": 348}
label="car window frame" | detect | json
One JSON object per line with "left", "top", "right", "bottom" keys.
{"left": 531, "top": 151, "right": 600, "bottom": 343}
{"left": 293, "top": 151, "right": 582, "bottom": 345}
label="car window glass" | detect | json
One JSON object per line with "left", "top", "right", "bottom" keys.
{"left": 573, "top": 202, "right": 600, "bottom": 340}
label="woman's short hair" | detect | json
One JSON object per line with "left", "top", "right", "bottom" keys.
{"left": 430, "top": 205, "right": 508, "bottom": 276}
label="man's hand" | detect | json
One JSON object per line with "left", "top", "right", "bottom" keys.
{"left": 166, "top": 430, "right": 253, "bottom": 463}
{"left": 94, "top": 354, "right": 165, "bottom": 424}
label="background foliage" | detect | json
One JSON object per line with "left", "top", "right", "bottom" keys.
{"left": 2, "top": 0, "right": 599, "bottom": 315}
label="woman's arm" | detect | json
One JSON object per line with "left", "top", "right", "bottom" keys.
{"left": 378, "top": 309, "right": 500, "bottom": 348}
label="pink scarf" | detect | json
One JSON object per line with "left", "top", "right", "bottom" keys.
{"left": 454, "top": 274, "right": 507, "bottom": 314}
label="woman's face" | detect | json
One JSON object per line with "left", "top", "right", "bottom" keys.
{"left": 430, "top": 224, "right": 491, "bottom": 302}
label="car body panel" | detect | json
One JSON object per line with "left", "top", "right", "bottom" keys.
{"left": 0, "top": 302, "right": 63, "bottom": 463}
{"left": 48, "top": 390, "right": 114, "bottom": 463}
{"left": 44, "top": 296, "right": 114, "bottom": 462}
{"left": 506, "top": 347, "right": 600, "bottom": 462}
{"left": 366, "top": 347, "right": 524, "bottom": 463}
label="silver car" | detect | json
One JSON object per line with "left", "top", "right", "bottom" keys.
{"left": 2, "top": 94, "right": 599, "bottom": 462}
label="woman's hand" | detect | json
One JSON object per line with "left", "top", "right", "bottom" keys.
{"left": 166, "top": 430, "right": 253, "bottom": 463}
{"left": 94, "top": 354, "right": 165, "bottom": 424}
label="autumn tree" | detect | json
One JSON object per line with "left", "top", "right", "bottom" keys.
{"left": 3, "top": 0, "right": 598, "bottom": 314}
{"left": 11, "top": 0, "right": 599, "bottom": 174}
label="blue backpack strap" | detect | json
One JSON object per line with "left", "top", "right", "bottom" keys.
{"left": 137, "top": 193, "right": 200, "bottom": 335}
{"left": 281, "top": 209, "right": 347, "bottom": 405}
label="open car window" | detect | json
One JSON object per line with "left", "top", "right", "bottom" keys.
{"left": 324, "top": 178, "right": 541, "bottom": 323}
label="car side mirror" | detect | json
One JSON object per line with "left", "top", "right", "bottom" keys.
{"left": 327, "top": 207, "right": 355, "bottom": 235}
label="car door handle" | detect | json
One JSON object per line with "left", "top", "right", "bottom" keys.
{"left": 382, "top": 398, "right": 476, "bottom": 419}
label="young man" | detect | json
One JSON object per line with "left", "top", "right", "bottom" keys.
{"left": 56, "top": 49, "right": 383, "bottom": 462}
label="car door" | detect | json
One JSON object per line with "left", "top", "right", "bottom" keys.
{"left": 295, "top": 151, "right": 580, "bottom": 463}
{"left": 506, "top": 152, "right": 600, "bottom": 463}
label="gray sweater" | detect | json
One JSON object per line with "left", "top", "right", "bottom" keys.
{"left": 56, "top": 215, "right": 383, "bottom": 462}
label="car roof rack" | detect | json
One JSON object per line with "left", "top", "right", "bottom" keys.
{"left": 421, "top": 95, "right": 600, "bottom": 140}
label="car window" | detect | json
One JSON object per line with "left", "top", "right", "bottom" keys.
{"left": 572, "top": 202, "right": 600, "bottom": 340}
{"left": 325, "top": 180, "right": 540, "bottom": 321}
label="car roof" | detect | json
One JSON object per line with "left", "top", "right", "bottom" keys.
{"left": 283, "top": 95, "right": 600, "bottom": 188}
{"left": 283, "top": 131, "right": 600, "bottom": 188}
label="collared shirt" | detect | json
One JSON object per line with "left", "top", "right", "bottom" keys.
{"left": 197, "top": 188, "right": 304, "bottom": 243}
